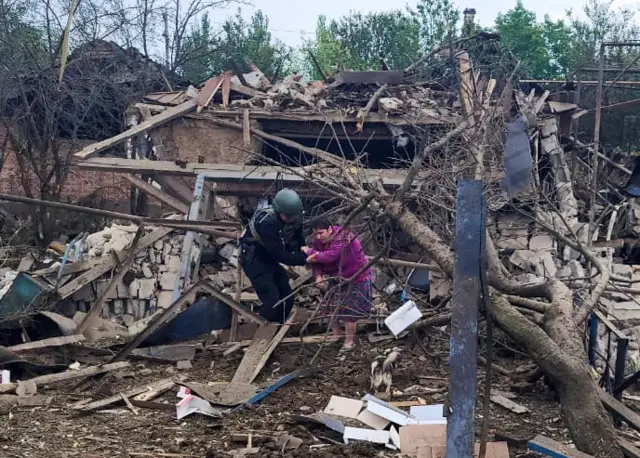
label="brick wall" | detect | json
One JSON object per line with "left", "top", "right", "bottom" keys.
{"left": 0, "top": 127, "right": 130, "bottom": 202}
{"left": 0, "top": 118, "right": 260, "bottom": 205}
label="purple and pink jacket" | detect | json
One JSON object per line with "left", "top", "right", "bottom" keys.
{"left": 309, "top": 226, "right": 370, "bottom": 284}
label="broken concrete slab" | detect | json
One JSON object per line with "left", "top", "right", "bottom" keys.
{"left": 528, "top": 234, "right": 556, "bottom": 252}
{"left": 496, "top": 229, "right": 528, "bottom": 250}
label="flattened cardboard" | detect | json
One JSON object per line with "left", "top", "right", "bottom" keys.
{"left": 324, "top": 395, "right": 364, "bottom": 419}
{"left": 399, "top": 424, "right": 446, "bottom": 455}
{"left": 414, "top": 442, "right": 510, "bottom": 458}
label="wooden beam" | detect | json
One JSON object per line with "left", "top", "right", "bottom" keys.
{"left": 0, "top": 362, "right": 130, "bottom": 391}
{"left": 154, "top": 175, "right": 194, "bottom": 205}
{"left": 197, "top": 281, "right": 268, "bottom": 326}
{"left": 76, "top": 227, "right": 144, "bottom": 335}
{"left": 0, "top": 193, "right": 237, "bottom": 233}
{"left": 31, "top": 258, "right": 102, "bottom": 277}
{"left": 599, "top": 389, "right": 640, "bottom": 432}
{"left": 74, "top": 98, "right": 198, "bottom": 159}
{"left": 249, "top": 323, "right": 291, "bottom": 383}
{"left": 75, "top": 158, "right": 406, "bottom": 186}
{"left": 231, "top": 324, "right": 279, "bottom": 383}
{"left": 75, "top": 380, "right": 174, "bottom": 411}
{"left": 125, "top": 175, "right": 189, "bottom": 214}
{"left": 230, "top": 81, "right": 262, "bottom": 98}
{"left": 8, "top": 334, "right": 85, "bottom": 352}
{"left": 336, "top": 71, "right": 404, "bottom": 85}
{"left": 619, "top": 439, "right": 640, "bottom": 458}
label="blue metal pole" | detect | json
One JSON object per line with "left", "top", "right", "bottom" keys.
{"left": 446, "top": 180, "right": 485, "bottom": 458}
{"left": 588, "top": 314, "right": 599, "bottom": 367}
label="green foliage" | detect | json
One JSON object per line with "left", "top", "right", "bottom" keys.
{"left": 302, "top": 11, "right": 420, "bottom": 77}
{"left": 178, "top": 9, "right": 292, "bottom": 83}
{"left": 302, "top": 15, "right": 347, "bottom": 80}
{"left": 409, "top": 0, "right": 459, "bottom": 49}
{"left": 568, "top": 0, "right": 640, "bottom": 68}
{"left": 0, "top": 0, "right": 48, "bottom": 72}
{"left": 495, "top": 1, "right": 575, "bottom": 78}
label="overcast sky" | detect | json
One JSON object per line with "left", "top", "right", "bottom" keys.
{"left": 216, "top": 0, "right": 640, "bottom": 46}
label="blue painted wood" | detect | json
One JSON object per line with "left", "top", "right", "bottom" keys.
{"left": 0, "top": 273, "right": 51, "bottom": 323}
{"left": 445, "top": 180, "right": 485, "bottom": 458}
{"left": 234, "top": 367, "right": 320, "bottom": 411}
{"left": 528, "top": 435, "right": 594, "bottom": 458}
{"left": 528, "top": 441, "right": 570, "bottom": 458}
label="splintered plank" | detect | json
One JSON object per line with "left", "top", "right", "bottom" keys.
{"left": 8, "top": 335, "right": 85, "bottom": 352}
{"left": 231, "top": 324, "right": 279, "bottom": 384}
{"left": 599, "top": 389, "right": 640, "bottom": 432}
{"left": 125, "top": 175, "right": 189, "bottom": 214}
{"left": 198, "top": 282, "right": 267, "bottom": 326}
{"left": 75, "top": 377, "right": 177, "bottom": 412}
{"left": 195, "top": 77, "right": 222, "bottom": 112}
{"left": 249, "top": 322, "right": 292, "bottom": 383}
{"left": 133, "top": 375, "right": 186, "bottom": 402}
{"left": 489, "top": 394, "right": 530, "bottom": 414}
{"left": 75, "top": 385, "right": 153, "bottom": 411}
{"left": 0, "top": 362, "right": 130, "bottom": 392}
{"left": 74, "top": 99, "right": 198, "bottom": 159}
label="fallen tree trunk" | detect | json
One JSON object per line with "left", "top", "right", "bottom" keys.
{"left": 236, "top": 94, "right": 623, "bottom": 455}
{"left": 491, "top": 292, "right": 621, "bottom": 457}
{"left": 375, "top": 191, "right": 622, "bottom": 457}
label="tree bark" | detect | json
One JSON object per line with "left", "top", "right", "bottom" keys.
{"left": 376, "top": 191, "right": 623, "bottom": 457}
{"left": 491, "top": 292, "right": 621, "bottom": 457}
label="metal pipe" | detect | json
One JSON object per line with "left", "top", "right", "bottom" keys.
{"left": 589, "top": 43, "right": 606, "bottom": 246}
{"left": 0, "top": 193, "right": 239, "bottom": 233}
{"left": 614, "top": 338, "right": 629, "bottom": 401}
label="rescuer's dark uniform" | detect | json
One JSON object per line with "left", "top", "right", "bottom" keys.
{"left": 239, "top": 189, "right": 307, "bottom": 323}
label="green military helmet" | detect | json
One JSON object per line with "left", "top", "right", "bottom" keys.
{"left": 272, "top": 188, "right": 303, "bottom": 215}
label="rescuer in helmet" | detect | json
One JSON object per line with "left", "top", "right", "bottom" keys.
{"left": 239, "top": 189, "right": 311, "bottom": 323}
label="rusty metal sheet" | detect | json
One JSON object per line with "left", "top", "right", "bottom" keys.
{"left": 336, "top": 71, "right": 404, "bottom": 85}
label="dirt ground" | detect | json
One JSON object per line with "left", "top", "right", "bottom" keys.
{"left": 0, "top": 326, "right": 583, "bottom": 458}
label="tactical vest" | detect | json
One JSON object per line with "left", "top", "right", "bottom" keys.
{"left": 245, "top": 207, "right": 275, "bottom": 245}
{"left": 244, "top": 206, "right": 300, "bottom": 248}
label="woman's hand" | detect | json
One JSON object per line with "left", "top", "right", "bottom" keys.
{"left": 306, "top": 253, "right": 318, "bottom": 263}
{"left": 301, "top": 246, "right": 313, "bottom": 255}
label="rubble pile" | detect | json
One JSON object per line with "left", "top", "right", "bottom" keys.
{"left": 218, "top": 74, "right": 459, "bottom": 119}
{"left": 2, "top": 222, "right": 246, "bottom": 333}
{"left": 70, "top": 225, "right": 203, "bottom": 322}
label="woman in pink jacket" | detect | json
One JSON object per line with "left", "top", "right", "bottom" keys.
{"left": 304, "top": 217, "right": 373, "bottom": 352}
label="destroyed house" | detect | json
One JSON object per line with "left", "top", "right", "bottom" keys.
{"left": 0, "top": 40, "right": 190, "bottom": 205}
{"left": 71, "top": 69, "right": 465, "bottom": 221}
